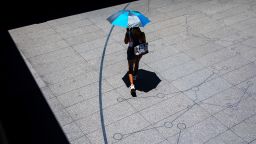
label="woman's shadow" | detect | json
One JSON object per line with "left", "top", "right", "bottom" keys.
{"left": 122, "top": 69, "right": 161, "bottom": 97}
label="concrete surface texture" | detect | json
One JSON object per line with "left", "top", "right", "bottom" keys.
{"left": 9, "top": 0, "right": 256, "bottom": 143}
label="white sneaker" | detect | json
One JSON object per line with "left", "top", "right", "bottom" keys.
{"left": 130, "top": 84, "right": 135, "bottom": 92}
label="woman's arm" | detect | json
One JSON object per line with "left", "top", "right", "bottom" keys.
{"left": 124, "top": 32, "right": 129, "bottom": 44}
{"left": 140, "top": 32, "right": 146, "bottom": 43}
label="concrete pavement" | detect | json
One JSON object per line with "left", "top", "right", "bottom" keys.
{"left": 9, "top": 0, "right": 256, "bottom": 143}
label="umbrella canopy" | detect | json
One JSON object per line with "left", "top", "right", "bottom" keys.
{"left": 107, "top": 10, "right": 150, "bottom": 28}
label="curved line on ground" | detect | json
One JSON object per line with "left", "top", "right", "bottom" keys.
{"left": 98, "top": 3, "right": 130, "bottom": 144}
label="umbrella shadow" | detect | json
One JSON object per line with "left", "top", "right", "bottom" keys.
{"left": 122, "top": 69, "right": 161, "bottom": 93}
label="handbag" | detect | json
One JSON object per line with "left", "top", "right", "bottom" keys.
{"left": 134, "top": 42, "right": 148, "bottom": 56}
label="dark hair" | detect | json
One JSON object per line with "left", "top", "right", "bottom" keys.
{"left": 127, "top": 27, "right": 140, "bottom": 31}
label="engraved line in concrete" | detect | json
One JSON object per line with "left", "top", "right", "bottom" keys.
{"left": 98, "top": 3, "right": 130, "bottom": 144}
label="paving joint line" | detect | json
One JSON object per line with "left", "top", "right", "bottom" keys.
{"left": 45, "top": 87, "right": 93, "bottom": 144}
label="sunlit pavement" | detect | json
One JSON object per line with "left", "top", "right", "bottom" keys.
{"left": 9, "top": 0, "right": 256, "bottom": 143}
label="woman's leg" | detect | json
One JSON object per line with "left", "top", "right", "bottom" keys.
{"left": 134, "top": 55, "right": 142, "bottom": 77}
{"left": 128, "top": 60, "right": 135, "bottom": 86}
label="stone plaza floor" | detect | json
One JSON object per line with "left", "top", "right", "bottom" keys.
{"left": 8, "top": 0, "right": 256, "bottom": 143}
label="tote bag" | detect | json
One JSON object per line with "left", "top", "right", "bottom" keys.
{"left": 134, "top": 42, "right": 148, "bottom": 56}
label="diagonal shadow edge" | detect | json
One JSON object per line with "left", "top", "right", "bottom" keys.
{"left": 98, "top": 3, "right": 131, "bottom": 144}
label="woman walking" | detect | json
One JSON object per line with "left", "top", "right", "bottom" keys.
{"left": 124, "top": 27, "right": 146, "bottom": 94}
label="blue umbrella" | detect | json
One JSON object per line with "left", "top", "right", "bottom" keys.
{"left": 107, "top": 10, "right": 150, "bottom": 28}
